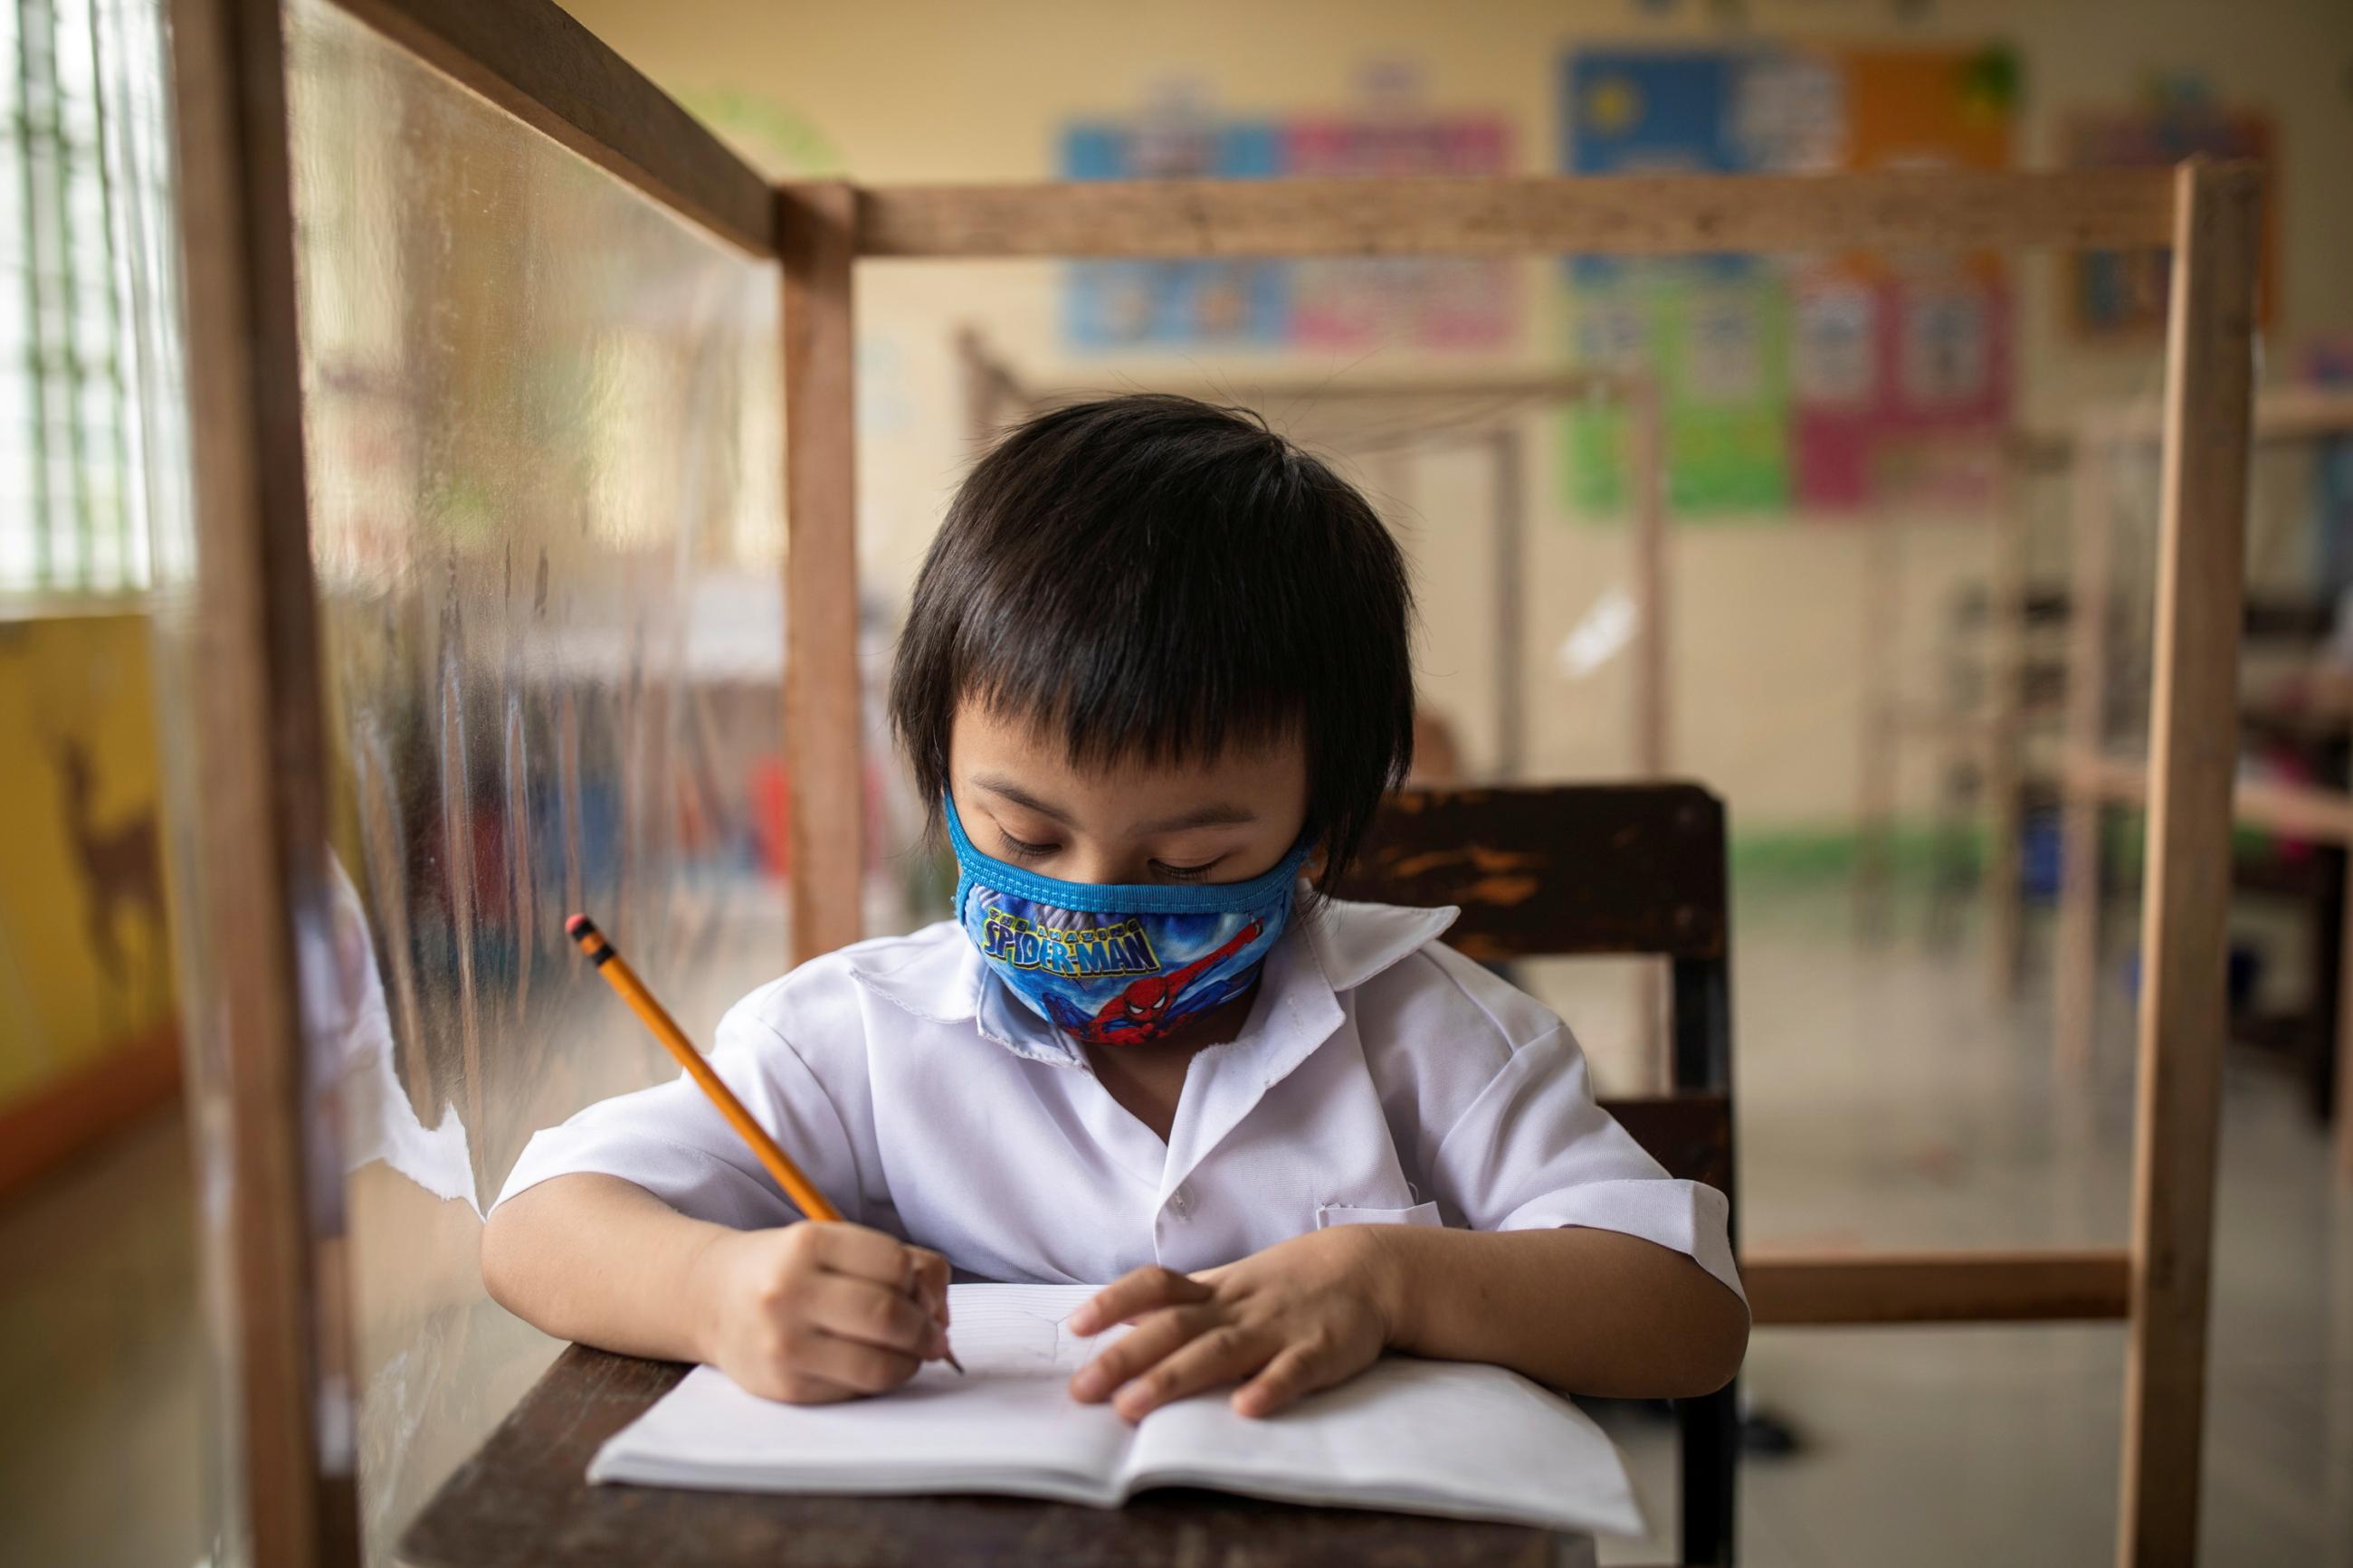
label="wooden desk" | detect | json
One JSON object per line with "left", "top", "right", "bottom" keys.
{"left": 402, "top": 1345, "right": 1594, "bottom": 1568}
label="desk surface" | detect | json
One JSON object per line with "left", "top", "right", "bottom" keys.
{"left": 401, "top": 1345, "right": 1579, "bottom": 1568}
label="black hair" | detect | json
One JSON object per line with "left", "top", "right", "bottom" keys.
{"left": 889, "top": 393, "right": 1415, "bottom": 893}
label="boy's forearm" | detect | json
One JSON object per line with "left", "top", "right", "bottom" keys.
{"left": 480, "top": 1173, "right": 734, "bottom": 1364}
{"left": 1367, "top": 1224, "right": 1747, "bottom": 1400}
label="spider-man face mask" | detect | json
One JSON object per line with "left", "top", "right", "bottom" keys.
{"left": 944, "top": 795, "right": 1310, "bottom": 1048}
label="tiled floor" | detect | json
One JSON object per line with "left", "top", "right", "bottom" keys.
{"left": 5, "top": 886, "right": 2348, "bottom": 1566}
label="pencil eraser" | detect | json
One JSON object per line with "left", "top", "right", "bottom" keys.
{"left": 566, "top": 914, "right": 595, "bottom": 939}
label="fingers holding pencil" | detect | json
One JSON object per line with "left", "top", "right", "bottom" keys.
{"left": 567, "top": 910, "right": 962, "bottom": 1375}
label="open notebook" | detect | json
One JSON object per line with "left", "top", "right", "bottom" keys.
{"left": 589, "top": 1283, "right": 1643, "bottom": 1536}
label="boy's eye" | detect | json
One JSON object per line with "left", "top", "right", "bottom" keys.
{"left": 996, "top": 830, "right": 1058, "bottom": 861}
{"left": 1150, "top": 860, "right": 1220, "bottom": 883}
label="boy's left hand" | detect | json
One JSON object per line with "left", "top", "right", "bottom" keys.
{"left": 1066, "top": 1225, "right": 1399, "bottom": 1421}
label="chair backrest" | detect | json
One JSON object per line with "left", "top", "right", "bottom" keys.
{"left": 1343, "top": 782, "right": 1726, "bottom": 962}
{"left": 1335, "top": 781, "right": 1739, "bottom": 1566}
{"left": 1338, "top": 782, "right": 1734, "bottom": 1183}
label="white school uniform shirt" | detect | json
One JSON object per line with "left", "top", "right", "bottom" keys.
{"left": 497, "top": 898, "right": 1744, "bottom": 1303}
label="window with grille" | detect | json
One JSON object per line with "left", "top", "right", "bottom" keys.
{"left": 3, "top": 0, "right": 154, "bottom": 598}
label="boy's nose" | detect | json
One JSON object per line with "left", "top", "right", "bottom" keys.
{"left": 1058, "top": 847, "right": 1147, "bottom": 887}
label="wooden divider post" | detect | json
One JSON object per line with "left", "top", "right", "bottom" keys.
{"left": 2117, "top": 157, "right": 2262, "bottom": 1568}
{"left": 779, "top": 182, "right": 864, "bottom": 964}
{"left": 167, "top": 0, "right": 357, "bottom": 1560}
{"left": 2054, "top": 423, "right": 2117, "bottom": 1071}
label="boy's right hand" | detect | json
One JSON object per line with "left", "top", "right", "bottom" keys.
{"left": 692, "top": 1221, "right": 953, "bottom": 1403}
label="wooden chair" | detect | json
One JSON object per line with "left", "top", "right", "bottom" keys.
{"left": 1337, "top": 782, "right": 1738, "bottom": 1567}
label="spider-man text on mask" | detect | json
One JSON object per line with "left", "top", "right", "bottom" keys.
{"left": 946, "top": 796, "right": 1309, "bottom": 1048}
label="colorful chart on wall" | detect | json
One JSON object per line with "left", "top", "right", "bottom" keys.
{"left": 1061, "top": 83, "right": 1517, "bottom": 352}
{"left": 1560, "top": 44, "right": 2017, "bottom": 518}
{"left": 2065, "top": 97, "right": 2276, "bottom": 341}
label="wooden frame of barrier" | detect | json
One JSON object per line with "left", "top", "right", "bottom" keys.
{"left": 163, "top": 0, "right": 2257, "bottom": 1562}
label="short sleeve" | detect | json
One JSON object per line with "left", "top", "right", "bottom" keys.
{"left": 491, "top": 978, "right": 881, "bottom": 1234}
{"left": 1431, "top": 1027, "right": 1742, "bottom": 1304}
{"left": 1358, "top": 944, "right": 1742, "bottom": 1306}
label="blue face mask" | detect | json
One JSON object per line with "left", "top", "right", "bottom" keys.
{"left": 945, "top": 795, "right": 1310, "bottom": 1047}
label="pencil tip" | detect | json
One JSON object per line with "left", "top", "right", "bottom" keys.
{"left": 946, "top": 1351, "right": 966, "bottom": 1375}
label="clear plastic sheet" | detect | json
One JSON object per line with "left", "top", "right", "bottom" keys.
{"left": 302, "top": 18, "right": 783, "bottom": 1559}
{"left": 176, "top": 0, "right": 786, "bottom": 1555}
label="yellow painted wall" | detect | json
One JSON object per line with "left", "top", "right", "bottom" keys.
{"left": 565, "top": 0, "right": 2353, "bottom": 831}
{"left": 0, "top": 614, "right": 176, "bottom": 1108}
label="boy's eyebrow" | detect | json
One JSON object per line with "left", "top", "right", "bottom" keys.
{"left": 1136, "top": 803, "right": 1261, "bottom": 833}
{"left": 972, "top": 775, "right": 1074, "bottom": 825}
{"left": 972, "top": 775, "right": 1261, "bottom": 834}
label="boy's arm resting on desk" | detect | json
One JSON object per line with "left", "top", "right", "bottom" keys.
{"left": 482, "top": 1174, "right": 952, "bottom": 1402}
{"left": 1068, "top": 1222, "right": 1744, "bottom": 1421}
{"left": 1382, "top": 1222, "right": 1748, "bottom": 1396}
{"left": 1075, "top": 952, "right": 1747, "bottom": 1421}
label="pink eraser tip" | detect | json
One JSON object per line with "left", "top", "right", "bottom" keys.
{"left": 566, "top": 914, "right": 594, "bottom": 938}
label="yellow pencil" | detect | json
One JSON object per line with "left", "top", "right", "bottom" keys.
{"left": 566, "top": 913, "right": 960, "bottom": 1373}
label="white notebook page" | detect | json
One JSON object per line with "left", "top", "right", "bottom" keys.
{"left": 588, "top": 1283, "right": 1643, "bottom": 1536}
{"left": 590, "top": 1286, "right": 1130, "bottom": 1501}
{"left": 1126, "top": 1351, "right": 1643, "bottom": 1533}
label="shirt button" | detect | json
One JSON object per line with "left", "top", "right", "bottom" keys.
{"left": 1167, "top": 1184, "right": 1194, "bottom": 1220}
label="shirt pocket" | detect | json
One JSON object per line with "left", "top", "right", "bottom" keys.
{"left": 1316, "top": 1200, "right": 1445, "bottom": 1230}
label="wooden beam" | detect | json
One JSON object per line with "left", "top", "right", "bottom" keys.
{"left": 1982, "top": 458, "right": 2029, "bottom": 997}
{"left": 1853, "top": 515, "right": 1900, "bottom": 935}
{"left": 1624, "top": 380, "right": 1672, "bottom": 1086}
{"left": 953, "top": 327, "right": 1018, "bottom": 452}
{"left": 999, "top": 359, "right": 1646, "bottom": 455}
{"left": 780, "top": 183, "right": 864, "bottom": 965}
{"left": 958, "top": 332, "right": 1650, "bottom": 456}
{"left": 1024, "top": 368, "right": 1638, "bottom": 411}
{"left": 1743, "top": 1247, "right": 2132, "bottom": 1326}
{"left": 329, "top": 0, "right": 775, "bottom": 257}
{"left": 2055, "top": 438, "right": 2119, "bottom": 1072}
{"left": 167, "top": 0, "right": 357, "bottom": 1561}
{"left": 2062, "top": 747, "right": 2353, "bottom": 845}
{"left": 855, "top": 169, "right": 2180, "bottom": 260}
{"left": 1628, "top": 376, "right": 1670, "bottom": 779}
{"left": 2072, "top": 383, "right": 2353, "bottom": 449}
{"left": 2118, "top": 158, "right": 2262, "bottom": 1568}
{"left": 2249, "top": 385, "right": 2353, "bottom": 442}
{"left": 1490, "top": 427, "right": 1527, "bottom": 781}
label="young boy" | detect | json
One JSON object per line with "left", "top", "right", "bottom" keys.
{"left": 482, "top": 394, "right": 1747, "bottom": 1421}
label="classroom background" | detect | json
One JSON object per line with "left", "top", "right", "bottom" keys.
{"left": 4, "top": 0, "right": 2350, "bottom": 1563}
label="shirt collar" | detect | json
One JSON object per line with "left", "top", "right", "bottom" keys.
{"left": 1300, "top": 896, "right": 1462, "bottom": 991}
{"left": 841, "top": 895, "right": 1460, "bottom": 1061}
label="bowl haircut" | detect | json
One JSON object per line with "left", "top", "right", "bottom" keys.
{"left": 888, "top": 394, "right": 1416, "bottom": 893}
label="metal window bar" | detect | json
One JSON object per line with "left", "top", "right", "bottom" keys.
{"left": 4, "top": 0, "right": 145, "bottom": 598}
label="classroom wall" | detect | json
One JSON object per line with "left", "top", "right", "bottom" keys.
{"left": 0, "top": 613, "right": 178, "bottom": 1188}
{"left": 563, "top": 0, "right": 2353, "bottom": 840}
